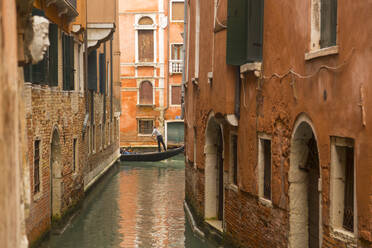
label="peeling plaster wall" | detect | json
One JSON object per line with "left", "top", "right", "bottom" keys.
{"left": 185, "top": 0, "right": 372, "bottom": 247}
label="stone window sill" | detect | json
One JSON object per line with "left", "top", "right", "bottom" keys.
{"left": 137, "top": 104, "right": 155, "bottom": 108}
{"left": 259, "top": 197, "right": 273, "bottom": 208}
{"left": 305, "top": 46, "right": 339, "bottom": 61}
{"left": 228, "top": 184, "right": 239, "bottom": 193}
{"left": 331, "top": 228, "right": 357, "bottom": 246}
{"left": 33, "top": 192, "right": 43, "bottom": 202}
{"left": 240, "top": 62, "right": 262, "bottom": 73}
{"left": 205, "top": 219, "right": 223, "bottom": 233}
{"left": 138, "top": 134, "right": 152, "bottom": 137}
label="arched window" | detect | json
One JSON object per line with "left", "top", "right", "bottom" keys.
{"left": 138, "top": 17, "right": 154, "bottom": 62}
{"left": 139, "top": 81, "right": 153, "bottom": 105}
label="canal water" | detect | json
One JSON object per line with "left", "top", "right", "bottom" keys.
{"left": 41, "top": 155, "right": 219, "bottom": 248}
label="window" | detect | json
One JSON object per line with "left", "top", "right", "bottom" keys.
{"left": 231, "top": 134, "right": 238, "bottom": 185}
{"left": 226, "top": 0, "right": 264, "bottom": 65}
{"left": 171, "top": 0, "right": 184, "bottom": 21}
{"left": 137, "top": 17, "right": 154, "bottom": 63}
{"left": 24, "top": 23, "right": 59, "bottom": 86}
{"left": 320, "top": 0, "right": 337, "bottom": 48}
{"left": 139, "top": 81, "right": 153, "bottom": 105}
{"left": 87, "top": 126, "right": 91, "bottom": 154}
{"left": 194, "top": 0, "right": 200, "bottom": 77}
{"left": 92, "top": 125, "right": 96, "bottom": 153}
{"left": 171, "top": 85, "right": 182, "bottom": 105}
{"left": 258, "top": 137, "right": 271, "bottom": 201}
{"left": 331, "top": 137, "right": 355, "bottom": 234}
{"left": 99, "top": 52, "right": 106, "bottom": 94}
{"left": 62, "top": 33, "right": 75, "bottom": 91}
{"left": 34, "top": 140, "right": 41, "bottom": 193}
{"left": 171, "top": 44, "right": 184, "bottom": 61}
{"left": 73, "top": 138, "right": 77, "bottom": 172}
{"left": 138, "top": 120, "right": 153, "bottom": 135}
{"left": 88, "top": 50, "right": 98, "bottom": 91}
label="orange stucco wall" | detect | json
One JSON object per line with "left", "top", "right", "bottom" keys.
{"left": 119, "top": 0, "right": 184, "bottom": 148}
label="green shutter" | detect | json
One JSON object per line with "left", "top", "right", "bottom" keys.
{"left": 99, "top": 53, "right": 106, "bottom": 94}
{"left": 226, "top": 0, "right": 264, "bottom": 65}
{"left": 63, "top": 34, "right": 75, "bottom": 90}
{"left": 321, "top": 0, "right": 337, "bottom": 48}
{"left": 32, "top": 56, "right": 48, "bottom": 84}
{"left": 226, "top": 0, "right": 248, "bottom": 65}
{"left": 246, "top": 0, "right": 264, "bottom": 62}
{"left": 48, "top": 24, "right": 58, "bottom": 86}
{"left": 88, "top": 50, "right": 98, "bottom": 91}
{"left": 69, "top": 36, "right": 75, "bottom": 90}
{"left": 62, "top": 33, "right": 67, "bottom": 90}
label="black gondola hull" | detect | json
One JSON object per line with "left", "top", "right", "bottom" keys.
{"left": 120, "top": 146, "right": 184, "bottom": 162}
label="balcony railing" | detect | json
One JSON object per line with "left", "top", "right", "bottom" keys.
{"left": 170, "top": 61, "right": 183, "bottom": 74}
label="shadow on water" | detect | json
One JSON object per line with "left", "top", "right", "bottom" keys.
{"left": 40, "top": 155, "right": 220, "bottom": 248}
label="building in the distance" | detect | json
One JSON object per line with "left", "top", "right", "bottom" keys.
{"left": 184, "top": 0, "right": 372, "bottom": 247}
{"left": 119, "top": 0, "right": 184, "bottom": 149}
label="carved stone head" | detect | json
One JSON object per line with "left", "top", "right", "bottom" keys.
{"left": 28, "top": 16, "right": 50, "bottom": 64}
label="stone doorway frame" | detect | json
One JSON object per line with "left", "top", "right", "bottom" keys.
{"left": 289, "top": 114, "right": 322, "bottom": 248}
{"left": 204, "top": 112, "right": 224, "bottom": 232}
{"left": 50, "top": 126, "right": 62, "bottom": 219}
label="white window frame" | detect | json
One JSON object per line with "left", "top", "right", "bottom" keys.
{"left": 170, "top": 0, "right": 185, "bottom": 23}
{"left": 305, "top": 0, "right": 339, "bottom": 60}
{"left": 257, "top": 133, "right": 273, "bottom": 207}
{"left": 137, "top": 79, "right": 155, "bottom": 106}
{"left": 170, "top": 43, "right": 184, "bottom": 74}
{"left": 330, "top": 137, "right": 357, "bottom": 244}
{"left": 134, "top": 14, "right": 157, "bottom": 65}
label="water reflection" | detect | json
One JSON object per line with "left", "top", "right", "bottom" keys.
{"left": 42, "top": 155, "right": 219, "bottom": 248}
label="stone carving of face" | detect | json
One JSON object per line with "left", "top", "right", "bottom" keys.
{"left": 28, "top": 16, "right": 50, "bottom": 64}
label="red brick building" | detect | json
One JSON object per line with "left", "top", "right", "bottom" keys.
{"left": 184, "top": 0, "right": 372, "bottom": 247}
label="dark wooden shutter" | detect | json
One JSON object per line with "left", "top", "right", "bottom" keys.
{"left": 171, "top": 86, "right": 181, "bottom": 105}
{"left": 139, "top": 81, "right": 153, "bottom": 105}
{"left": 227, "top": 0, "right": 247, "bottom": 65}
{"left": 138, "top": 30, "right": 154, "bottom": 62}
{"left": 88, "top": 50, "right": 97, "bottom": 91}
{"left": 48, "top": 23, "right": 58, "bottom": 86}
{"left": 99, "top": 53, "right": 106, "bottom": 94}
{"left": 343, "top": 147, "right": 354, "bottom": 232}
{"left": 263, "top": 139, "right": 271, "bottom": 200}
{"left": 321, "top": 0, "right": 337, "bottom": 48}
{"left": 246, "top": 0, "right": 264, "bottom": 62}
{"left": 63, "top": 34, "right": 74, "bottom": 90}
{"left": 232, "top": 135, "right": 238, "bottom": 185}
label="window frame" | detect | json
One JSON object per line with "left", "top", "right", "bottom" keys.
{"left": 330, "top": 137, "right": 357, "bottom": 242}
{"left": 257, "top": 133, "right": 272, "bottom": 206}
{"left": 137, "top": 80, "right": 155, "bottom": 106}
{"left": 72, "top": 137, "right": 78, "bottom": 172}
{"left": 170, "top": 0, "right": 185, "bottom": 22}
{"left": 137, "top": 119, "right": 154, "bottom": 136}
{"left": 134, "top": 15, "right": 157, "bottom": 65}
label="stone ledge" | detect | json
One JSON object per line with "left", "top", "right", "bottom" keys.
{"left": 305, "top": 46, "right": 339, "bottom": 61}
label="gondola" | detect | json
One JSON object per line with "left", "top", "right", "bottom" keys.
{"left": 120, "top": 146, "right": 184, "bottom": 162}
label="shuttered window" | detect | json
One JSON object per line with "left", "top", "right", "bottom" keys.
{"left": 138, "top": 30, "right": 154, "bottom": 62}
{"left": 171, "top": 85, "right": 181, "bottom": 105}
{"left": 34, "top": 140, "right": 41, "bottom": 193}
{"left": 321, "top": 0, "right": 337, "bottom": 48}
{"left": 62, "top": 33, "right": 74, "bottom": 91}
{"left": 343, "top": 147, "right": 354, "bottom": 232}
{"left": 48, "top": 23, "right": 58, "bottom": 86}
{"left": 88, "top": 50, "right": 98, "bottom": 91}
{"left": 172, "top": 1, "right": 184, "bottom": 21}
{"left": 24, "top": 55, "right": 48, "bottom": 85}
{"left": 226, "top": 0, "right": 264, "bottom": 65}
{"left": 263, "top": 139, "right": 271, "bottom": 200}
{"left": 99, "top": 53, "right": 106, "bottom": 94}
{"left": 138, "top": 120, "right": 154, "bottom": 135}
{"left": 171, "top": 44, "right": 183, "bottom": 60}
{"left": 139, "top": 81, "right": 153, "bottom": 105}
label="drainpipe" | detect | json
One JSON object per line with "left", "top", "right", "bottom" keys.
{"left": 234, "top": 67, "right": 241, "bottom": 119}
{"left": 83, "top": 0, "right": 89, "bottom": 137}
{"left": 181, "top": 0, "right": 187, "bottom": 120}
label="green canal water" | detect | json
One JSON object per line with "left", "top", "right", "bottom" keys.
{"left": 41, "top": 155, "right": 220, "bottom": 248}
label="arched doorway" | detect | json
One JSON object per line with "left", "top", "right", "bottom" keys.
{"left": 50, "top": 128, "right": 62, "bottom": 218}
{"left": 204, "top": 115, "right": 224, "bottom": 224}
{"left": 289, "top": 117, "right": 321, "bottom": 248}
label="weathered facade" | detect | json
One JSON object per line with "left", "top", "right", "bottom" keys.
{"left": 19, "top": 0, "right": 121, "bottom": 245}
{"left": 119, "top": 0, "right": 184, "bottom": 148}
{"left": 185, "top": 0, "right": 372, "bottom": 247}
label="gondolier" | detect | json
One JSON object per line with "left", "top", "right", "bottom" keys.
{"left": 152, "top": 126, "right": 167, "bottom": 152}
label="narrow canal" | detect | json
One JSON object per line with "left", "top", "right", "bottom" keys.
{"left": 41, "top": 155, "right": 220, "bottom": 248}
